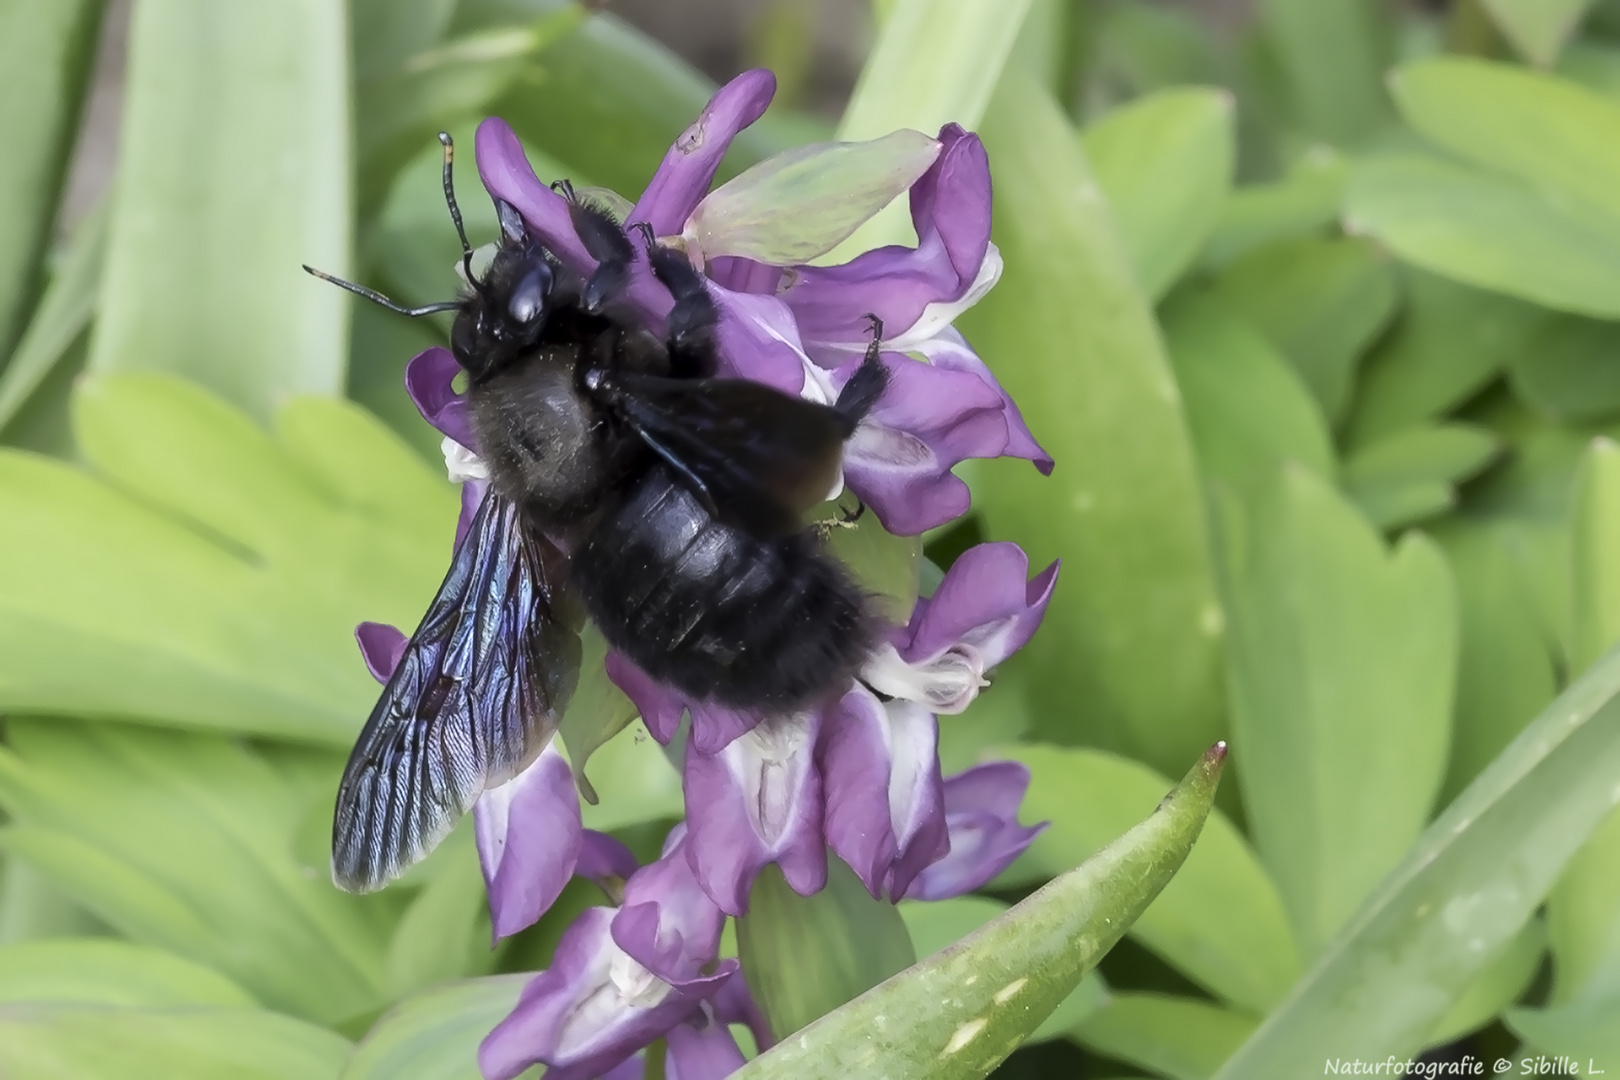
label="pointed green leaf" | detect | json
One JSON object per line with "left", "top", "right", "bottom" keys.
{"left": 88, "top": 0, "right": 351, "bottom": 417}
{"left": 1347, "top": 269, "right": 1548, "bottom": 448}
{"left": 1510, "top": 315, "right": 1620, "bottom": 424}
{"left": 1210, "top": 639, "right": 1620, "bottom": 1076}
{"left": 1482, "top": 0, "right": 1595, "bottom": 67}
{"left": 960, "top": 72, "right": 1224, "bottom": 777}
{"left": 1162, "top": 292, "right": 1335, "bottom": 490}
{"left": 0, "top": 198, "right": 106, "bottom": 434}
{"left": 1200, "top": 150, "right": 1347, "bottom": 270}
{"left": 733, "top": 745, "right": 1226, "bottom": 1080}
{"left": 898, "top": 896, "right": 1108, "bottom": 1042}
{"left": 1070, "top": 993, "right": 1257, "bottom": 1080}
{"left": 0, "top": 0, "right": 106, "bottom": 358}
{"left": 0, "top": 1006, "right": 351, "bottom": 1080}
{"left": 1213, "top": 465, "right": 1456, "bottom": 958}
{"left": 737, "top": 859, "right": 917, "bottom": 1042}
{"left": 685, "top": 130, "right": 941, "bottom": 265}
{"left": 569, "top": 718, "right": 684, "bottom": 832}
{"left": 1346, "top": 153, "right": 1620, "bottom": 320}
{"left": 556, "top": 626, "right": 639, "bottom": 805}
{"left": 1343, "top": 424, "right": 1502, "bottom": 530}
{"left": 342, "top": 976, "right": 527, "bottom": 1080}
{"left": 996, "top": 744, "right": 1299, "bottom": 1015}
{"left": 0, "top": 720, "right": 395, "bottom": 1024}
{"left": 1083, "top": 88, "right": 1235, "bottom": 300}
{"left": 1254, "top": 0, "right": 1392, "bottom": 146}
{"left": 1210, "top": 236, "right": 1398, "bottom": 424}
{"left": 0, "top": 938, "right": 256, "bottom": 1008}
{"left": 385, "top": 828, "right": 493, "bottom": 997}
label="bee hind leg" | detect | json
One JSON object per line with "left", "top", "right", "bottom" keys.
{"left": 640, "top": 232, "right": 718, "bottom": 378}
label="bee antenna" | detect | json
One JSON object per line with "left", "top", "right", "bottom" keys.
{"left": 438, "top": 132, "right": 476, "bottom": 283}
{"left": 303, "top": 265, "right": 461, "bottom": 318}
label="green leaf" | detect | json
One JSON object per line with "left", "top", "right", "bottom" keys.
{"left": 1392, "top": 58, "right": 1620, "bottom": 227}
{"left": 996, "top": 744, "right": 1299, "bottom": 1015}
{"left": 1199, "top": 149, "right": 1347, "bottom": 270}
{"left": 1082, "top": 88, "right": 1235, "bottom": 300}
{"left": 350, "top": 0, "right": 457, "bottom": 81}
{"left": 1347, "top": 269, "right": 1549, "bottom": 448}
{"left": 0, "top": 1005, "right": 352, "bottom": 1080}
{"left": 1506, "top": 996, "right": 1620, "bottom": 1065}
{"left": 960, "top": 72, "right": 1224, "bottom": 778}
{"left": 570, "top": 718, "right": 684, "bottom": 832}
{"left": 342, "top": 976, "right": 527, "bottom": 1080}
{"left": 1482, "top": 0, "right": 1595, "bottom": 67}
{"left": 385, "top": 827, "right": 494, "bottom": 997}
{"left": 1070, "top": 993, "right": 1257, "bottom": 1080}
{"left": 1254, "top": 0, "right": 1392, "bottom": 146}
{"left": 820, "top": 494, "right": 922, "bottom": 626}
{"left": 898, "top": 896, "right": 1108, "bottom": 1042}
{"left": 1210, "top": 236, "right": 1398, "bottom": 424}
{"left": 556, "top": 626, "right": 640, "bottom": 805}
{"left": 1161, "top": 292, "right": 1336, "bottom": 490}
{"left": 1510, "top": 315, "right": 1620, "bottom": 424}
{"left": 0, "top": 0, "right": 106, "bottom": 359}
{"left": 1428, "top": 916, "right": 1546, "bottom": 1045}
{"left": 0, "top": 374, "right": 456, "bottom": 740}
{"left": 833, "top": 0, "right": 1034, "bottom": 255}
{"left": 88, "top": 0, "right": 351, "bottom": 418}
{"left": 0, "top": 938, "right": 256, "bottom": 1008}
{"left": 1209, "top": 639, "right": 1620, "bottom": 1075}
{"left": 1345, "top": 152, "right": 1620, "bottom": 320}
{"left": 733, "top": 745, "right": 1226, "bottom": 1080}
{"left": 0, "top": 720, "right": 396, "bottom": 1024}
{"left": 0, "top": 198, "right": 107, "bottom": 434}
{"left": 1430, "top": 519, "right": 1560, "bottom": 805}
{"left": 1343, "top": 424, "right": 1502, "bottom": 530}
{"left": 1212, "top": 465, "right": 1456, "bottom": 959}
{"left": 737, "top": 858, "right": 917, "bottom": 1042}
{"left": 1089, "top": 2, "right": 1223, "bottom": 104}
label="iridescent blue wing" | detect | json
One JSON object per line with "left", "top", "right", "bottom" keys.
{"left": 331, "top": 491, "right": 582, "bottom": 893}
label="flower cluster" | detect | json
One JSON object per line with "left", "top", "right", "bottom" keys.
{"left": 360, "top": 69, "right": 1056, "bottom": 1080}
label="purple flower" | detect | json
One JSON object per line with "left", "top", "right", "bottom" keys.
{"left": 479, "top": 826, "right": 737, "bottom": 1080}
{"left": 905, "top": 762, "right": 1048, "bottom": 901}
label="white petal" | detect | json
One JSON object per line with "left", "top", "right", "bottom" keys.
{"left": 442, "top": 435, "right": 490, "bottom": 483}
{"left": 886, "top": 243, "right": 1004, "bottom": 353}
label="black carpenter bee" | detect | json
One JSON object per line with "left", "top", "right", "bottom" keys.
{"left": 305, "top": 135, "right": 887, "bottom": 893}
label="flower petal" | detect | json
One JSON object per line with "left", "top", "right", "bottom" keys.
{"left": 604, "top": 650, "right": 686, "bottom": 744}
{"left": 880, "top": 700, "right": 946, "bottom": 901}
{"left": 355, "top": 621, "right": 408, "bottom": 683}
{"left": 712, "top": 976, "right": 774, "bottom": 1054}
{"left": 630, "top": 69, "right": 777, "bottom": 237}
{"left": 709, "top": 287, "right": 814, "bottom": 395}
{"left": 818, "top": 686, "right": 898, "bottom": 897}
{"left": 478, "top": 906, "right": 735, "bottom": 1080}
{"left": 475, "top": 117, "right": 594, "bottom": 274}
{"left": 682, "top": 712, "right": 826, "bottom": 915}
{"left": 779, "top": 125, "right": 994, "bottom": 352}
{"left": 904, "top": 762, "right": 1047, "bottom": 902}
{"left": 913, "top": 327, "right": 1052, "bottom": 474}
{"left": 684, "top": 131, "right": 941, "bottom": 267}
{"left": 404, "top": 347, "right": 474, "bottom": 448}
{"left": 455, "top": 479, "right": 488, "bottom": 551}
{"left": 577, "top": 830, "right": 640, "bottom": 892}
{"left": 906, "top": 543, "right": 1061, "bottom": 668}
{"left": 473, "top": 743, "right": 583, "bottom": 941}
{"left": 838, "top": 353, "right": 1009, "bottom": 535}
{"left": 614, "top": 827, "right": 728, "bottom": 980}
{"left": 666, "top": 1009, "right": 747, "bottom": 1080}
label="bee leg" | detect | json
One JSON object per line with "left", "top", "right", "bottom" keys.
{"left": 833, "top": 314, "right": 889, "bottom": 426}
{"left": 565, "top": 196, "right": 636, "bottom": 314}
{"left": 636, "top": 229, "right": 718, "bottom": 378}
{"left": 812, "top": 496, "right": 866, "bottom": 538}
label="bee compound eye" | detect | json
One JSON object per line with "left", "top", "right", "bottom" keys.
{"left": 507, "top": 262, "right": 553, "bottom": 325}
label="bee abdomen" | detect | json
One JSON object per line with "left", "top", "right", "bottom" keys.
{"left": 573, "top": 468, "right": 872, "bottom": 713}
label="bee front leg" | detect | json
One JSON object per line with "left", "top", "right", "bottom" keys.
{"left": 637, "top": 228, "right": 718, "bottom": 379}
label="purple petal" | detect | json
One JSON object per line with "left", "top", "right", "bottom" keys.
{"left": 682, "top": 713, "right": 827, "bottom": 915}
{"left": 604, "top": 651, "right": 686, "bottom": 744}
{"left": 707, "top": 255, "right": 784, "bottom": 295}
{"left": 906, "top": 543, "right": 1061, "bottom": 668}
{"left": 629, "top": 70, "right": 777, "bottom": 237}
{"left": 818, "top": 687, "right": 899, "bottom": 897}
{"left": 904, "top": 763, "right": 1047, "bottom": 902}
{"left": 577, "top": 830, "right": 640, "bottom": 891}
{"left": 915, "top": 328, "right": 1052, "bottom": 474}
{"left": 473, "top": 744, "right": 583, "bottom": 941}
{"left": 455, "top": 479, "right": 488, "bottom": 552}
{"left": 614, "top": 830, "right": 728, "bottom": 980}
{"left": 475, "top": 117, "right": 594, "bottom": 275}
{"left": 478, "top": 906, "right": 736, "bottom": 1080}
{"left": 601, "top": 1056, "right": 647, "bottom": 1080}
{"left": 666, "top": 1011, "right": 747, "bottom": 1080}
{"left": 712, "top": 977, "right": 774, "bottom": 1053}
{"left": 780, "top": 126, "right": 993, "bottom": 351}
{"left": 839, "top": 353, "right": 1009, "bottom": 535}
{"left": 710, "top": 287, "right": 814, "bottom": 396}
{"left": 355, "top": 622, "right": 408, "bottom": 683}
{"left": 404, "top": 347, "right": 474, "bottom": 448}
{"left": 879, "top": 699, "right": 946, "bottom": 901}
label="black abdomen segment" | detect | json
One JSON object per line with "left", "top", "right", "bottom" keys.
{"left": 572, "top": 466, "right": 871, "bottom": 712}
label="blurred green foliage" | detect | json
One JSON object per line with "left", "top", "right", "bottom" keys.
{"left": 5, "top": 0, "right": 1620, "bottom": 1076}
